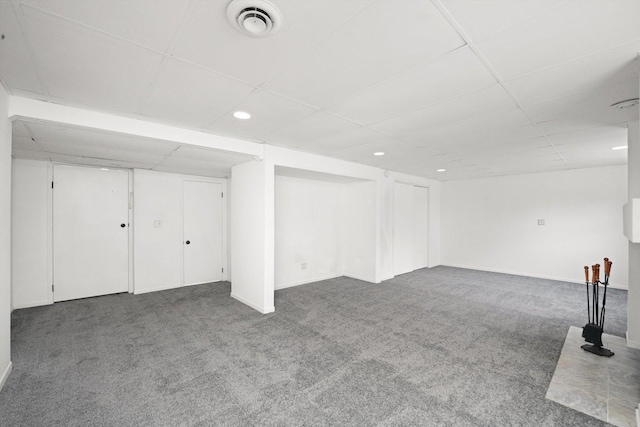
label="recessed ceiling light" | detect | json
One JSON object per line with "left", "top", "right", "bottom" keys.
{"left": 611, "top": 145, "right": 628, "bottom": 150}
{"left": 233, "top": 111, "right": 251, "bottom": 120}
{"left": 373, "top": 152, "right": 385, "bottom": 156}
{"left": 100, "top": 168, "right": 110, "bottom": 171}
{"left": 437, "top": 169, "right": 446, "bottom": 172}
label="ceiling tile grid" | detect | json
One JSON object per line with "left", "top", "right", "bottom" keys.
{"left": 1, "top": 0, "right": 637, "bottom": 181}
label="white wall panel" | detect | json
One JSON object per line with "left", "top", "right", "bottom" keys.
{"left": 0, "top": 84, "right": 12, "bottom": 391}
{"left": 11, "top": 159, "right": 50, "bottom": 308}
{"left": 343, "top": 181, "right": 377, "bottom": 282}
{"left": 393, "top": 182, "right": 414, "bottom": 276}
{"left": 627, "top": 120, "right": 640, "bottom": 347}
{"left": 275, "top": 176, "right": 343, "bottom": 289}
{"left": 442, "top": 165, "right": 628, "bottom": 288}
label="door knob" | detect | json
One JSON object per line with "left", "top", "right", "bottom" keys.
{"left": 185, "top": 240, "right": 191, "bottom": 245}
{"left": 120, "top": 223, "right": 126, "bottom": 228}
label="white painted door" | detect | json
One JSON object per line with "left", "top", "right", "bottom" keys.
{"left": 53, "top": 165, "right": 129, "bottom": 302}
{"left": 183, "top": 181, "right": 223, "bottom": 285}
{"left": 413, "top": 186, "right": 429, "bottom": 270}
{"left": 393, "top": 183, "right": 415, "bottom": 276}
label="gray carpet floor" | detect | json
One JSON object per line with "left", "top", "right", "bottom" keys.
{"left": 0, "top": 266, "right": 628, "bottom": 426}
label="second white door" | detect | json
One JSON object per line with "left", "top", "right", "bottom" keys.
{"left": 183, "top": 181, "right": 223, "bottom": 285}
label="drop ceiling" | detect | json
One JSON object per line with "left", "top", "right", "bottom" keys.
{"left": 1, "top": 0, "right": 638, "bottom": 181}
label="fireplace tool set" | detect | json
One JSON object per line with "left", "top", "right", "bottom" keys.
{"left": 581, "top": 258, "right": 614, "bottom": 357}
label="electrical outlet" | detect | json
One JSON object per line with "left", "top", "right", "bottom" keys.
{"left": 301, "top": 263, "right": 307, "bottom": 270}
{"left": 537, "top": 219, "right": 545, "bottom": 226}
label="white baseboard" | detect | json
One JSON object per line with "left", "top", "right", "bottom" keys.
{"left": 230, "top": 293, "right": 274, "bottom": 314}
{"left": 275, "top": 274, "right": 342, "bottom": 291}
{"left": 12, "top": 300, "right": 51, "bottom": 310}
{"left": 441, "top": 263, "right": 628, "bottom": 290}
{"left": 0, "top": 362, "right": 12, "bottom": 392}
{"left": 627, "top": 331, "right": 640, "bottom": 350}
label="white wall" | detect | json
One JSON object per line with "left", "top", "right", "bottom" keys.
{"left": 0, "top": 85, "right": 12, "bottom": 390}
{"left": 11, "top": 159, "right": 50, "bottom": 308}
{"left": 275, "top": 175, "right": 343, "bottom": 289}
{"left": 133, "top": 169, "right": 227, "bottom": 294}
{"left": 627, "top": 120, "right": 640, "bottom": 348}
{"left": 343, "top": 180, "right": 378, "bottom": 282}
{"left": 442, "top": 165, "right": 628, "bottom": 288}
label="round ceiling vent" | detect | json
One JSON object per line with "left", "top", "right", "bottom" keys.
{"left": 227, "top": 0, "right": 282, "bottom": 37}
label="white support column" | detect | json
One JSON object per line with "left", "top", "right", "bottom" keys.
{"left": 0, "top": 84, "right": 13, "bottom": 391}
{"left": 230, "top": 159, "right": 275, "bottom": 314}
{"left": 628, "top": 119, "right": 640, "bottom": 349}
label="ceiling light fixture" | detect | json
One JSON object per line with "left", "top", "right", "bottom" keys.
{"left": 233, "top": 111, "right": 251, "bottom": 120}
{"left": 611, "top": 145, "right": 628, "bottom": 150}
{"left": 437, "top": 169, "right": 446, "bottom": 172}
{"left": 227, "top": 0, "right": 282, "bottom": 37}
{"left": 374, "top": 152, "right": 385, "bottom": 156}
{"left": 610, "top": 98, "right": 639, "bottom": 109}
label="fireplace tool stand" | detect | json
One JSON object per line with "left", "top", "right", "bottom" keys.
{"left": 581, "top": 258, "right": 614, "bottom": 357}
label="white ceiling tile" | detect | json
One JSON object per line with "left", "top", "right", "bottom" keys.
{"left": 172, "top": 0, "right": 376, "bottom": 86}
{"left": 265, "top": 1, "right": 465, "bottom": 108}
{"left": 207, "top": 90, "right": 316, "bottom": 141}
{"left": 38, "top": 140, "right": 168, "bottom": 164}
{"left": 12, "top": 148, "right": 50, "bottom": 161}
{"left": 8, "top": 88, "right": 48, "bottom": 101}
{"left": 536, "top": 106, "right": 637, "bottom": 136}
{"left": 21, "top": 0, "right": 190, "bottom": 53}
{"left": 507, "top": 41, "right": 640, "bottom": 106}
{"left": 296, "top": 127, "right": 400, "bottom": 156}
{"left": 560, "top": 147, "right": 627, "bottom": 162}
{"left": 476, "top": 0, "right": 640, "bottom": 80}
{"left": 12, "top": 120, "right": 32, "bottom": 138}
{"left": 47, "top": 153, "right": 156, "bottom": 169}
{"left": 28, "top": 122, "right": 180, "bottom": 155}
{"left": 546, "top": 126, "right": 628, "bottom": 149}
{"left": 328, "top": 47, "right": 497, "bottom": 125}
{"left": 462, "top": 142, "right": 558, "bottom": 162}
{"left": 430, "top": 132, "right": 548, "bottom": 156}
{"left": 12, "top": 135, "right": 41, "bottom": 151}
{"left": 263, "top": 112, "right": 360, "bottom": 148}
{"left": 141, "top": 59, "right": 256, "bottom": 128}
{"left": 22, "top": 5, "right": 164, "bottom": 113}
{"left": 372, "top": 84, "right": 517, "bottom": 137}
{"left": 169, "top": 146, "right": 254, "bottom": 166}
{"left": 401, "top": 108, "right": 534, "bottom": 147}
{"left": 524, "top": 78, "right": 639, "bottom": 124}
{"left": 155, "top": 156, "right": 233, "bottom": 178}
{"left": 564, "top": 157, "right": 626, "bottom": 169}
{"left": 329, "top": 138, "right": 417, "bottom": 167}
{"left": 440, "top": 0, "right": 564, "bottom": 42}
{"left": 0, "top": 2, "right": 43, "bottom": 94}
{"left": 153, "top": 164, "right": 230, "bottom": 179}
{"left": 480, "top": 158, "right": 568, "bottom": 176}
